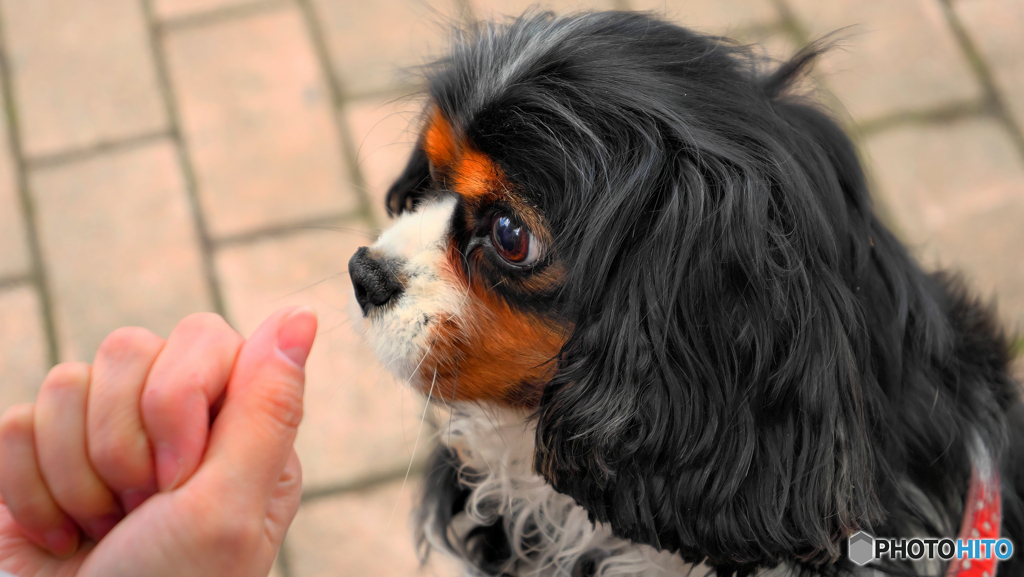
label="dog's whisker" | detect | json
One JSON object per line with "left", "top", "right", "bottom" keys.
{"left": 295, "top": 225, "right": 376, "bottom": 238}
{"left": 272, "top": 273, "right": 349, "bottom": 302}
{"left": 387, "top": 366, "right": 437, "bottom": 531}
{"left": 447, "top": 363, "right": 458, "bottom": 446}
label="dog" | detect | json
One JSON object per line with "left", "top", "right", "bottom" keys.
{"left": 347, "top": 11, "right": 1024, "bottom": 576}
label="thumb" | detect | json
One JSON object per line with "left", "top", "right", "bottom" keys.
{"left": 192, "top": 306, "right": 316, "bottom": 505}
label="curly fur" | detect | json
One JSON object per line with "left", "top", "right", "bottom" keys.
{"left": 417, "top": 404, "right": 702, "bottom": 576}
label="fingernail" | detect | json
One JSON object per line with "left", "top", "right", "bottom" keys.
{"left": 44, "top": 521, "right": 78, "bottom": 557}
{"left": 121, "top": 488, "right": 155, "bottom": 513}
{"left": 155, "top": 442, "right": 182, "bottom": 490}
{"left": 276, "top": 307, "right": 317, "bottom": 368}
{"left": 85, "top": 513, "right": 121, "bottom": 541}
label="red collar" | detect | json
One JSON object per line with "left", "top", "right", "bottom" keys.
{"left": 946, "top": 454, "right": 1001, "bottom": 577}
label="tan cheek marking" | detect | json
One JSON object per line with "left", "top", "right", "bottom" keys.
{"left": 417, "top": 242, "right": 569, "bottom": 408}
{"left": 413, "top": 108, "right": 563, "bottom": 406}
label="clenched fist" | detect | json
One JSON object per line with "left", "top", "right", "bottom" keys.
{"left": 0, "top": 307, "right": 316, "bottom": 577}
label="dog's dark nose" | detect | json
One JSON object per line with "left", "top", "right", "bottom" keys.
{"left": 349, "top": 247, "right": 404, "bottom": 316}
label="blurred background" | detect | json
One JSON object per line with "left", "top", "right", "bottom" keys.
{"left": 0, "top": 0, "right": 1021, "bottom": 575}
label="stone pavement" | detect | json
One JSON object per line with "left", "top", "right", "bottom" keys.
{"left": 0, "top": 0, "right": 1021, "bottom": 575}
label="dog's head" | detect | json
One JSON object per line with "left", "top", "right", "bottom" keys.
{"left": 351, "top": 11, "right": 897, "bottom": 572}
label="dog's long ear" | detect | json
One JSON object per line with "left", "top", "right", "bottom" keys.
{"left": 534, "top": 47, "right": 886, "bottom": 570}
{"left": 385, "top": 144, "right": 432, "bottom": 217}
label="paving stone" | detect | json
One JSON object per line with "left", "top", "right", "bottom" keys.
{"left": 311, "top": 0, "right": 459, "bottom": 96}
{"left": 153, "top": 0, "right": 267, "bottom": 20}
{"left": 866, "top": 118, "right": 1024, "bottom": 329}
{"left": 288, "top": 480, "right": 461, "bottom": 577}
{"left": 215, "top": 227, "right": 431, "bottom": 489}
{"left": 470, "top": 0, "right": 619, "bottom": 19}
{"left": 0, "top": 78, "right": 28, "bottom": 280}
{"left": 164, "top": 7, "right": 356, "bottom": 239}
{"left": 956, "top": 0, "right": 1024, "bottom": 129}
{"left": 0, "top": 0, "right": 167, "bottom": 158}
{"left": 0, "top": 285, "right": 48, "bottom": 415}
{"left": 346, "top": 96, "right": 428, "bottom": 228}
{"left": 32, "top": 140, "right": 211, "bottom": 362}
{"left": 627, "top": 0, "right": 778, "bottom": 32}
{"left": 784, "top": 0, "right": 981, "bottom": 122}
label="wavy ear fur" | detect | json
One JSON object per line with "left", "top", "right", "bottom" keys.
{"left": 534, "top": 45, "right": 893, "bottom": 572}
{"left": 385, "top": 144, "right": 431, "bottom": 217}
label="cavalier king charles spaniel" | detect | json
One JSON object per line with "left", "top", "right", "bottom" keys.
{"left": 348, "top": 10, "right": 1024, "bottom": 577}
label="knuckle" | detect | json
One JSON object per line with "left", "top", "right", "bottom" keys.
{"left": 259, "top": 383, "right": 304, "bottom": 431}
{"left": 40, "top": 363, "right": 90, "bottom": 395}
{"left": 44, "top": 475, "right": 85, "bottom": 505}
{"left": 139, "top": 379, "right": 206, "bottom": 433}
{"left": 0, "top": 404, "right": 33, "bottom": 443}
{"left": 6, "top": 491, "right": 56, "bottom": 526}
{"left": 88, "top": 429, "right": 138, "bottom": 476}
{"left": 140, "top": 379, "right": 184, "bottom": 415}
{"left": 199, "top": 507, "right": 262, "bottom": 555}
{"left": 96, "top": 327, "right": 162, "bottom": 363}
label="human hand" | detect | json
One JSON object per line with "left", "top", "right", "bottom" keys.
{"left": 0, "top": 306, "right": 316, "bottom": 577}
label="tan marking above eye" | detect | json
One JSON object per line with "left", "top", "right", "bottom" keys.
{"left": 421, "top": 106, "right": 507, "bottom": 202}
{"left": 423, "top": 106, "right": 457, "bottom": 168}
{"left": 453, "top": 148, "right": 505, "bottom": 200}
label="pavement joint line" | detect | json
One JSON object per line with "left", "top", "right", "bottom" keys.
{"left": 159, "top": 0, "right": 291, "bottom": 32}
{"left": 0, "top": 274, "right": 32, "bottom": 292}
{"left": 0, "top": 12, "right": 62, "bottom": 367}
{"left": 855, "top": 98, "right": 990, "bottom": 136}
{"left": 937, "top": 0, "right": 1024, "bottom": 164}
{"left": 767, "top": 0, "right": 811, "bottom": 46}
{"left": 300, "top": 460, "right": 429, "bottom": 503}
{"left": 140, "top": 0, "right": 228, "bottom": 319}
{"left": 212, "top": 211, "right": 374, "bottom": 248}
{"left": 26, "top": 130, "right": 173, "bottom": 170}
{"left": 294, "top": 0, "right": 380, "bottom": 231}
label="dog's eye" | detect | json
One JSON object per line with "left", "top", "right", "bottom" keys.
{"left": 491, "top": 214, "right": 540, "bottom": 266}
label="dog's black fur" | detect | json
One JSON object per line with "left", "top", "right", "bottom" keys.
{"left": 392, "top": 11, "right": 1024, "bottom": 576}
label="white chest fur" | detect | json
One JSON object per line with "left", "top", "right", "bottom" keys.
{"left": 421, "top": 404, "right": 704, "bottom": 577}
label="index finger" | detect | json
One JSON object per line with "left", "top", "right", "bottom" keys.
{"left": 140, "top": 313, "right": 244, "bottom": 491}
